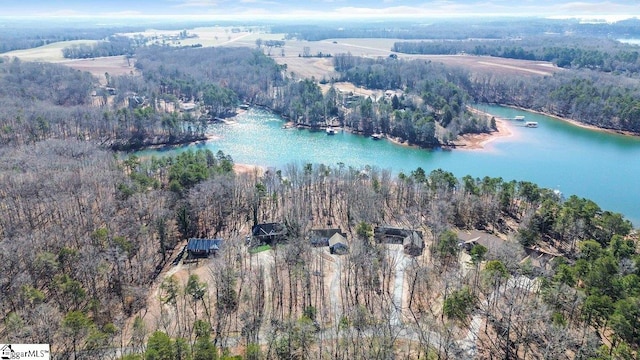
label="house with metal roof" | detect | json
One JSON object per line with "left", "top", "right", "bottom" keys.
{"left": 186, "top": 238, "right": 223, "bottom": 258}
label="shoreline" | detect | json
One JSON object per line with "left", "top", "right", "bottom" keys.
{"left": 449, "top": 107, "right": 514, "bottom": 150}
{"left": 114, "top": 135, "right": 208, "bottom": 152}
{"left": 456, "top": 121, "right": 511, "bottom": 150}
{"left": 280, "top": 108, "right": 512, "bottom": 151}
{"left": 502, "top": 104, "right": 640, "bottom": 138}
{"left": 233, "top": 163, "right": 266, "bottom": 176}
{"left": 131, "top": 102, "right": 637, "bottom": 156}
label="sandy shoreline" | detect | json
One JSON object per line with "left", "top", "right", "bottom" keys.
{"left": 453, "top": 108, "right": 514, "bottom": 150}
{"left": 233, "top": 163, "right": 265, "bottom": 175}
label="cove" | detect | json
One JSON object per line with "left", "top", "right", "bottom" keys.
{"left": 136, "top": 105, "right": 640, "bottom": 226}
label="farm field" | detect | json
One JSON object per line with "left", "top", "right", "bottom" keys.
{"left": 59, "top": 56, "right": 138, "bottom": 84}
{"left": 2, "top": 26, "right": 561, "bottom": 83}
{"left": 1, "top": 40, "right": 135, "bottom": 84}
{"left": 2, "top": 39, "right": 98, "bottom": 61}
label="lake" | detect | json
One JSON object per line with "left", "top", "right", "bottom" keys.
{"left": 137, "top": 105, "right": 640, "bottom": 226}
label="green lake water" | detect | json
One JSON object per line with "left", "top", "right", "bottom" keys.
{"left": 137, "top": 104, "right": 640, "bottom": 226}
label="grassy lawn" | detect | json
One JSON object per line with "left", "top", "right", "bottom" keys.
{"left": 249, "top": 244, "right": 272, "bottom": 254}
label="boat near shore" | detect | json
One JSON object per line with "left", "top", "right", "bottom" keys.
{"left": 525, "top": 121, "right": 538, "bottom": 128}
{"left": 326, "top": 126, "right": 337, "bottom": 135}
{"left": 371, "top": 133, "right": 384, "bottom": 140}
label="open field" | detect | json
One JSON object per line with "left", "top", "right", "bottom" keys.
{"left": 60, "top": 56, "right": 138, "bottom": 84}
{"left": 2, "top": 39, "right": 98, "bottom": 61}
{"left": 1, "top": 41, "right": 135, "bottom": 84}
{"left": 270, "top": 39, "right": 560, "bottom": 80}
{"left": 118, "top": 26, "right": 276, "bottom": 48}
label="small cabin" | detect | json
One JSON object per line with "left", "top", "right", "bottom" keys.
{"left": 521, "top": 246, "right": 560, "bottom": 276}
{"left": 186, "top": 238, "right": 223, "bottom": 258}
{"left": 180, "top": 102, "right": 196, "bottom": 112}
{"left": 460, "top": 237, "right": 480, "bottom": 251}
{"left": 309, "top": 228, "right": 345, "bottom": 247}
{"left": 403, "top": 231, "right": 424, "bottom": 256}
{"left": 329, "top": 233, "right": 349, "bottom": 255}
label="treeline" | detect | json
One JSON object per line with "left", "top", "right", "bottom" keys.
{"left": 255, "top": 39, "right": 285, "bottom": 48}
{"left": 62, "top": 35, "right": 146, "bottom": 59}
{"left": 274, "top": 18, "right": 640, "bottom": 42}
{"left": 3, "top": 139, "right": 635, "bottom": 358}
{"left": 393, "top": 37, "right": 640, "bottom": 74}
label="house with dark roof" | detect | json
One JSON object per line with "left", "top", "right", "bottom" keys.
{"left": 251, "top": 222, "right": 287, "bottom": 245}
{"left": 521, "top": 246, "right": 559, "bottom": 276}
{"left": 186, "top": 238, "right": 223, "bottom": 258}
{"left": 374, "top": 226, "right": 423, "bottom": 245}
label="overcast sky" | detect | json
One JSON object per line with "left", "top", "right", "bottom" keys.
{"left": 2, "top": 0, "right": 638, "bottom": 21}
